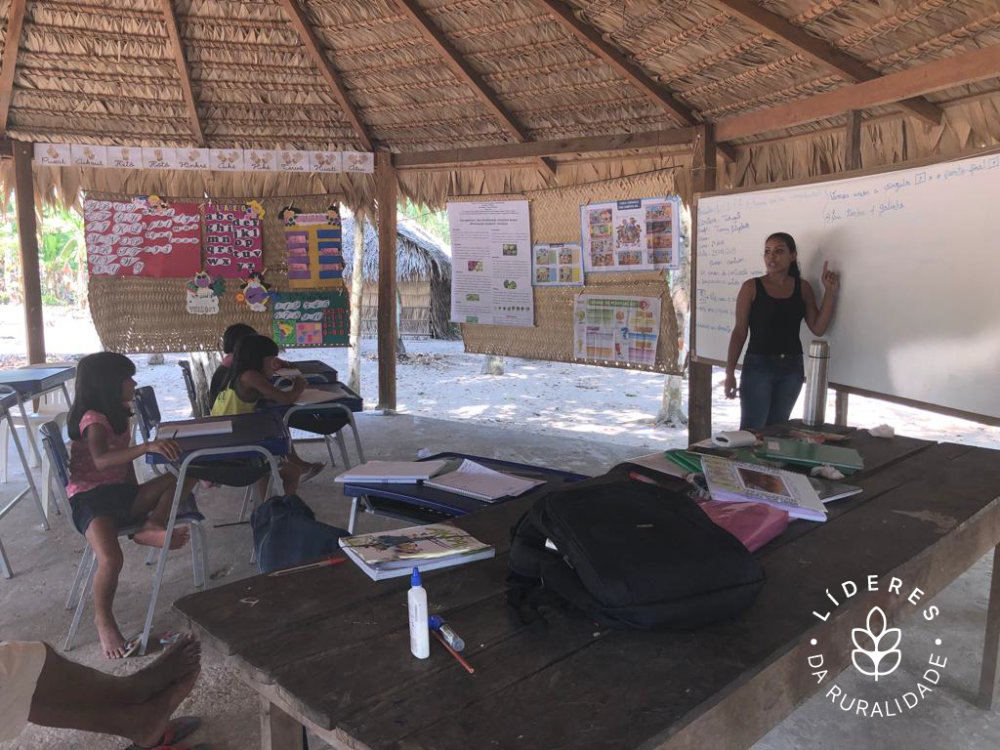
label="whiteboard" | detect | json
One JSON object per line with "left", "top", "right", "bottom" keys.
{"left": 694, "top": 151, "right": 1000, "bottom": 420}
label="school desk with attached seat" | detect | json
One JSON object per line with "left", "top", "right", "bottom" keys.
{"left": 175, "top": 426, "right": 1000, "bottom": 749}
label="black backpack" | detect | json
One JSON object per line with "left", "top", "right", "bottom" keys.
{"left": 507, "top": 473, "right": 765, "bottom": 630}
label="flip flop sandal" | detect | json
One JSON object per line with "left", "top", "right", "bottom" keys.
{"left": 124, "top": 716, "right": 202, "bottom": 750}
{"left": 120, "top": 635, "right": 143, "bottom": 659}
{"left": 301, "top": 462, "right": 326, "bottom": 483}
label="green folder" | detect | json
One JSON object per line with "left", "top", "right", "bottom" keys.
{"left": 759, "top": 438, "right": 864, "bottom": 471}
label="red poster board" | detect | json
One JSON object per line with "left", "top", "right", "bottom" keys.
{"left": 84, "top": 196, "right": 202, "bottom": 278}
{"left": 204, "top": 202, "right": 263, "bottom": 278}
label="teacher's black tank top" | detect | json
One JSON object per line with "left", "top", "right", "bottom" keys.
{"left": 746, "top": 276, "right": 805, "bottom": 356}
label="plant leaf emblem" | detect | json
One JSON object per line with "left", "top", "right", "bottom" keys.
{"left": 851, "top": 606, "right": 902, "bottom": 681}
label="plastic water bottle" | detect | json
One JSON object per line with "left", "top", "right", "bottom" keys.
{"left": 408, "top": 568, "right": 430, "bottom": 659}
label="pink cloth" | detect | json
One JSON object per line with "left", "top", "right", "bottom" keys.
{"left": 698, "top": 499, "right": 789, "bottom": 552}
{"left": 67, "top": 411, "right": 131, "bottom": 497}
{"left": 221, "top": 353, "right": 234, "bottom": 367}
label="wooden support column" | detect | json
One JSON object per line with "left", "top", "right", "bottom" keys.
{"left": 13, "top": 141, "right": 45, "bottom": 364}
{"left": 844, "top": 110, "right": 862, "bottom": 171}
{"left": 376, "top": 152, "right": 397, "bottom": 412}
{"left": 259, "top": 696, "right": 303, "bottom": 750}
{"left": 688, "top": 124, "right": 717, "bottom": 443}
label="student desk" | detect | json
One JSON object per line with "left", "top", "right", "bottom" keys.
{"left": 341, "top": 452, "right": 586, "bottom": 532}
{"left": 0, "top": 364, "right": 75, "bottom": 468}
{"left": 0, "top": 387, "right": 47, "bottom": 577}
{"left": 176, "top": 427, "right": 1000, "bottom": 750}
{"left": 279, "top": 360, "right": 339, "bottom": 384}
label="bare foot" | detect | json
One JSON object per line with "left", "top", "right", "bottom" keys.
{"left": 125, "top": 667, "right": 201, "bottom": 748}
{"left": 130, "top": 634, "right": 201, "bottom": 702}
{"left": 133, "top": 523, "right": 190, "bottom": 550}
{"left": 96, "top": 616, "right": 129, "bottom": 660}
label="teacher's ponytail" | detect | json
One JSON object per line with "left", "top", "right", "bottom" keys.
{"left": 767, "top": 232, "right": 800, "bottom": 277}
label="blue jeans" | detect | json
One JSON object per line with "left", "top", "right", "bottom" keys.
{"left": 739, "top": 354, "right": 805, "bottom": 429}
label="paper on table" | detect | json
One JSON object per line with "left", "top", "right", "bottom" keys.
{"left": 423, "top": 459, "right": 544, "bottom": 501}
{"left": 334, "top": 460, "right": 448, "bottom": 483}
{"left": 274, "top": 367, "right": 302, "bottom": 378}
{"left": 159, "top": 420, "right": 233, "bottom": 439}
{"left": 295, "top": 387, "right": 348, "bottom": 404}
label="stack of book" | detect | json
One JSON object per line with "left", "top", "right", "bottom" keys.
{"left": 338, "top": 523, "right": 495, "bottom": 581}
{"left": 700, "top": 455, "right": 828, "bottom": 522}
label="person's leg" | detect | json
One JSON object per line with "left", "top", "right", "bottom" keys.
{"left": 28, "top": 661, "right": 200, "bottom": 747}
{"left": 738, "top": 356, "right": 774, "bottom": 430}
{"left": 765, "top": 358, "right": 805, "bottom": 426}
{"left": 84, "top": 517, "right": 128, "bottom": 659}
{"left": 130, "top": 475, "right": 190, "bottom": 550}
{"left": 30, "top": 638, "right": 200, "bottom": 709}
{"left": 280, "top": 461, "right": 302, "bottom": 495}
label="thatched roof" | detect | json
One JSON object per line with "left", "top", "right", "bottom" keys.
{"left": 341, "top": 213, "right": 451, "bottom": 283}
{"left": 1, "top": 0, "right": 998, "bottom": 206}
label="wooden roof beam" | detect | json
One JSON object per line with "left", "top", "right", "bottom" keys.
{"left": 0, "top": 0, "right": 28, "bottom": 136}
{"left": 393, "top": 127, "right": 694, "bottom": 167}
{"left": 159, "top": 0, "right": 204, "bottom": 146}
{"left": 716, "top": 44, "right": 1000, "bottom": 142}
{"left": 533, "top": 0, "right": 736, "bottom": 162}
{"left": 277, "top": 0, "right": 373, "bottom": 151}
{"left": 712, "top": 0, "right": 943, "bottom": 126}
{"left": 390, "top": 0, "right": 556, "bottom": 177}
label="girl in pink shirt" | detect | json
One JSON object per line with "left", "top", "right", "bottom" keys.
{"left": 66, "top": 352, "right": 195, "bottom": 660}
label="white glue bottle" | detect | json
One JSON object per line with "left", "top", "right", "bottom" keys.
{"left": 408, "top": 567, "right": 430, "bottom": 659}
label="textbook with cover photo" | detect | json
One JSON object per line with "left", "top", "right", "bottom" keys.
{"left": 700, "top": 455, "right": 827, "bottom": 522}
{"left": 338, "top": 523, "right": 495, "bottom": 580}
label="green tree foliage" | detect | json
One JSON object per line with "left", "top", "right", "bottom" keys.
{"left": 0, "top": 202, "right": 87, "bottom": 306}
{"left": 401, "top": 200, "right": 450, "bottom": 245}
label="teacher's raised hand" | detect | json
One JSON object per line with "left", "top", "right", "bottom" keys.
{"left": 822, "top": 260, "right": 840, "bottom": 292}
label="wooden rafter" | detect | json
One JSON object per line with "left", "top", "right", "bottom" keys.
{"left": 277, "top": 0, "right": 373, "bottom": 151}
{"left": 0, "top": 0, "right": 28, "bottom": 136}
{"left": 712, "top": 0, "right": 942, "bottom": 125}
{"left": 533, "top": 0, "right": 736, "bottom": 162}
{"left": 158, "top": 0, "right": 204, "bottom": 146}
{"left": 715, "top": 44, "right": 1000, "bottom": 142}
{"left": 390, "top": 0, "right": 556, "bottom": 177}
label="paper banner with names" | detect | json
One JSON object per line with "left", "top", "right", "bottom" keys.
{"left": 447, "top": 200, "right": 534, "bottom": 326}
{"left": 204, "top": 202, "right": 263, "bottom": 278}
{"left": 272, "top": 291, "right": 349, "bottom": 347}
{"left": 282, "top": 206, "right": 345, "bottom": 290}
{"left": 573, "top": 294, "right": 661, "bottom": 367}
{"left": 83, "top": 196, "right": 201, "bottom": 278}
{"left": 532, "top": 242, "right": 583, "bottom": 286}
{"left": 581, "top": 197, "right": 681, "bottom": 273}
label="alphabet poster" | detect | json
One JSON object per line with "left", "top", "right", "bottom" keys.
{"left": 84, "top": 196, "right": 201, "bottom": 277}
{"left": 271, "top": 291, "right": 349, "bottom": 347}
{"left": 280, "top": 205, "right": 344, "bottom": 290}
{"left": 581, "top": 197, "right": 681, "bottom": 273}
{"left": 203, "top": 201, "right": 264, "bottom": 278}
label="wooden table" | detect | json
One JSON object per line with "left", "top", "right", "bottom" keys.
{"left": 176, "top": 427, "right": 1000, "bottom": 749}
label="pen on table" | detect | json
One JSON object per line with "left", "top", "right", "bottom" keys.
{"left": 268, "top": 556, "right": 347, "bottom": 577}
{"left": 432, "top": 629, "right": 475, "bottom": 674}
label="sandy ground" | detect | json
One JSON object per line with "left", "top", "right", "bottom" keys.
{"left": 1, "top": 304, "right": 997, "bottom": 452}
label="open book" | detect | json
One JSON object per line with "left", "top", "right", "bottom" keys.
{"left": 334, "top": 460, "right": 448, "bottom": 484}
{"left": 701, "top": 455, "right": 827, "bottom": 522}
{"left": 423, "top": 459, "right": 544, "bottom": 502}
{"left": 157, "top": 419, "right": 233, "bottom": 440}
{"left": 339, "top": 523, "right": 495, "bottom": 581}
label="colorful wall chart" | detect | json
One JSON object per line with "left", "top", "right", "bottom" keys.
{"left": 203, "top": 201, "right": 264, "bottom": 278}
{"left": 573, "top": 294, "right": 661, "bottom": 367}
{"left": 84, "top": 196, "right": 201, "bottom": 277}
{"left": 281, "top": 205, "right": 344, "bottom": 290}
{"left": 532, "top": 243, "right": 583, "bottom": 286}
{"left": 581, "top": 197, "right": 681, "bottom": 273}
{"left": 272, "top": 291, "right": 349, "bottom": 347}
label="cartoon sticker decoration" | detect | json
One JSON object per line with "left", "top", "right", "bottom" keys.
{"left": 236, "top": 271, "right": 271, "bottom": 313}
{"left": 185, "top": 271, "right": 225, "bottom": 315}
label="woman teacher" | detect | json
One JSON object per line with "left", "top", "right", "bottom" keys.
{"left": 724, "top": 232, "right": 840, "bottom": 429}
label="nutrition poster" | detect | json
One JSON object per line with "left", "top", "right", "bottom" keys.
{"left": 532, "top": 242, "right": 583, "bottom": 286}
{"left": 203, "top": 201, "right": 263, "bottom": 278}
{"left": 580, "top": 196, "right": 681, "bottom": 273}
{"left": 84, "top": 196, "right": 201, "bottom": 277}
{"left": 573, "top": 294, "right": 661, "bottom": 366}
{"left": 447, "top": 200, "right": 534, "bottom": 326}
{"left": 271, "top": 291, "right": 349, "bottom": 347}
{"left": 281, "top": 205, "right": 344, "bottom": 290}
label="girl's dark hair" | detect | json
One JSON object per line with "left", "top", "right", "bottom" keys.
{"left": 767, "top": 232, "right": 800, "bottom": 277}
{"left": 223, "top": 335, "right": 279, "bottom": 392}
{"left": 67, "top": 352, "right": 136, "bottom": 440}
{"left": 222, "top": 323, "right": 257, "bottom": 354}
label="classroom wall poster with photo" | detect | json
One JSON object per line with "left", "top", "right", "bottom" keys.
{"left": 83, "top": 196, "right": 201, "bottom": 278}
{"left": 271, "top": 291, "right": 350, "bottom": 347}
{"left": 447, "top": 200, "right": 534, "bottom": 326}
{"left": 573, "top": 294, "right": 661, "bottom": 367}
{"left": 532, "top": 243, "right": 583, "bottom": 286}
{"left": 580, "top": 197, "right": 681, "bottom": 273}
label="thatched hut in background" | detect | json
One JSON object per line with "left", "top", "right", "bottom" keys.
{"left": 342, "top": 215, "right": 455, "bottom": 340}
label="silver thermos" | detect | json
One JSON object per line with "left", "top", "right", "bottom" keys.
{"left": 803, "top": 340, "right": 830, "bottom": 426}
